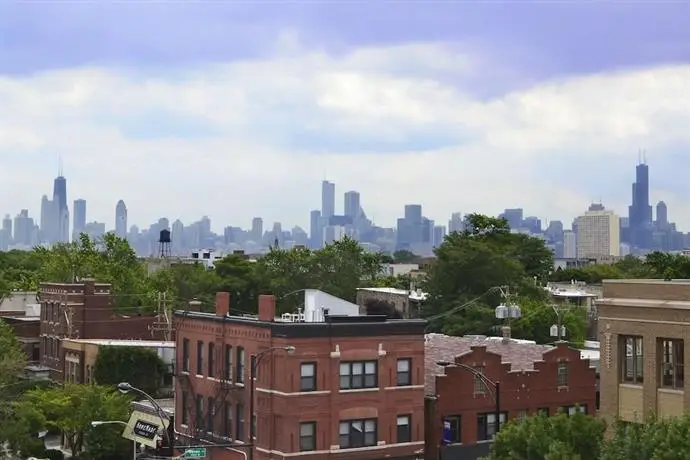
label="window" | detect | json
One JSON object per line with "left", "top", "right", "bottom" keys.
{"left": 517, "top": 410, "right": 528, "bottom": 421}
{"left": 442, "top": 415, "right": 461, "bottom": 444}
{"left": 182, "top": 339, "right": 190, "bottom": 372}
{"left": 181, "top": 392, "right": 188, "bottom": 425}
{"left": 620, "top": 335, "right": 644, "bottom": 384}
{"left": 223, "top": 401, "right": 232, "bottom": 438}
{"left": 557, "top": 362, "right": 569, "bottom": 387}
{"left": 476, "top": 413, "right": 506, "bottom": 441}
{"left": 300, "top": 363, "right": 317, "bottom": 391}
{"left": 339, "top": 361, "right": 378, "bottom": 389}
{"left": 299, "top": 422, "right": 316, "bottom": 451}
{"left": 537, "top": 408, "right": 549, "bottom": 417}
{"left": 196, "top": 340, "right": 204, "bottom": 376}
{"left": 236, "top": 403, "right": 245, "bottom": 441}
{"left": 473, "top": 366, "right": 486, "bottom": 395}
{"left": 195, "top": 396, "right": 203, "bottom": 429}
{"left": 396, "top": 415, "right": 411, "bottom": 443}
{"left": 397, "top": 358, "right": 411, "bottom": 386}
{"left": 564, "top": 405, "right": 587, "bottom": 416}
{"left": 207, "top": 397, "right": 215, "bottom": 433}
{"left": 237, "top": 347, "right": 245, "bottom": 384}
{"left": 224, "top": 345, "right": 233, "bottom": 381}
{"left": 660, "top": 339, "right": 684, "bottom": 389}
{"left": 339, "top": 419, "right": 377, "bottom": 448}
{"left": 208, "top": 343, "right": 215, "bottom": 378}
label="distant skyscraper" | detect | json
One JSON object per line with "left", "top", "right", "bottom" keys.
{"left": 576, "top": 205, "right": 620, "bottom": 258}
{"left": 344, "top": 191, "right": 360, "bottom": 218}
{"left": 251, "top": 217, "right": 263, "bottom": 242}
{"left": 656, "top": 201, "right": 668, "bottom": 227}
{"left": 563, "top": 230, "right": 577, "bottom": 258}
{"left": 448, "top": 212, "right": 464, "bottom": 233}
{"left": 628, "top": 159, "right": 652, "bottom": 248}
{"left": 73, "top": 199, "right": 86, "bottom": 239}
{"left": 115, "top": 200, "right": 128, "bottom": 238}
{"left": 309, "top": 209, "right": 322, "bottom": 249}
{"left": 321, "top": 181, "right": 335, "bottom": 218}
{"left": 52, "top": 175, "right": 69, "bottom": 242}
{"left": 40, "top": 194, "right": 57, "bottom": 243}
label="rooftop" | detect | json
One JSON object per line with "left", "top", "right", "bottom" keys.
{"left": 424, "top": 333, "right": 553, "bottom": 395}
{"left": 358, "top": 287, "right": 428, "bottom": 301}
{"left": 64, "top": 339, "right": 175, "bottom": 347}
{"left": 603, "top": 278, "right": 690, "bottom": 285}
{"left": 131, "top": 398, "right": 175, "bottom": 416}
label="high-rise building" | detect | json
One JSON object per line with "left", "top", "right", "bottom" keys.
{"left": 53, "top": 175, "right": 69, "bottom": 242}
{"left": 73, "top": 199, "right": 86, "bottom": 239}
{"left": 656, "top": 201, "right": 668, "bottom": 227}
{"left": 563, "top": 230, "right": 577, "bottom": 258}
{"left": 448, "top": 212, "right": 464, "bottom": 233}
{"left": 40, "top": 194, "right": 57, "bottom": 243}
{"left": 321, "top": 181, "right": 335, "bottom": 218}
{"left": 575, "top": 205, "right": 620, "bottom": 258}
{"left": 115, "top": 200, "right": 127, "bottom": 238}
{"left": 251, "top": 217, "right": 263, "bottom": 242}
{"left": 627, "top": 160, "right": 652, "bottom": 248}
{"left": 309, "top": 209, "right": 322, "bottom": 249}
{"left": 344, "top": 191, "right": 360, "bottom": 218}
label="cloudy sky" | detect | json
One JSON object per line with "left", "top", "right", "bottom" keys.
{"left": 2, "top": 1, "right": 690, "bottom": 231}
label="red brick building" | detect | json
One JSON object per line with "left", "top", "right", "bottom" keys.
{"left": 424, "top": 334, "right": 597, "bottom": 460}
{"left": 39, "top": 280, "right": 160, "bottom": 380}
{"left": 174, "top": 292, "right": 427, "bottom": 460}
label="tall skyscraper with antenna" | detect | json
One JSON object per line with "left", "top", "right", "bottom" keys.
{"left": 53, "top": 158, "right": 70, "bottom": 243}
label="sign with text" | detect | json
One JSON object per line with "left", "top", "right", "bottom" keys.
{"left": 133, "top": 420, "right": 160, "bottom": 440}
{"left": 183, "top": 448, "right": 206, "bottom": 458}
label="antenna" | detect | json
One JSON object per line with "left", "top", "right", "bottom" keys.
{"left": 58, "top": 155, "right": 63, "bottom": 176}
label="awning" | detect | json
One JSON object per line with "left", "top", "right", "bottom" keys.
{"left": 122, "top": 410, "right": 170, "bottom": 448}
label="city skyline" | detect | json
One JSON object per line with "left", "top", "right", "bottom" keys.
{"left": 2, "top": 3, "right": 690, "bottom": 229}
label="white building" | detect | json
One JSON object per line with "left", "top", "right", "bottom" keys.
{"left": 563, "top": 230, "right": 577, "bottom": 258}
{"left": 575, "top": 205, "right": 620, "bottom": 258}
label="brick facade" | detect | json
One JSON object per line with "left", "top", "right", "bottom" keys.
{"left": 424, "top": 335, "right": 597, "bottom": 460}
{"left": 597, "top": 279, "right": 690, "bottom": 425}
{"left": 39, "top": 280, "right": 160, "bottom": 380}
{"left": 174, "top": 293, "right": 426, "bottom": 460}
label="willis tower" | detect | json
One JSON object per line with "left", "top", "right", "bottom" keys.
{"left": 628, "top": 156, "right": 652, "bottom": 249}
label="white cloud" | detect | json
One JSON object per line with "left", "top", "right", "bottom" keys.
{"left": 1, "top": 41, "right": 690, "bottom": 232}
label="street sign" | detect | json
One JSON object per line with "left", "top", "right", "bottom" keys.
{"left": 183, "top": 448, "right": 206, "bottom": 458}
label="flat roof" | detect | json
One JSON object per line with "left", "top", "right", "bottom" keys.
{"left": 424, "top": 333, "right": 553, "bottom": 395}
{"left": 357, "top": 287, "right": 428, "bottom": 301}
{"left": 4, "top": 316, "right": 40, "bottom": 322}
{"left": 175, "top": 310, "right": 427, "bottom": 339}
{"left": 603, "top": 279, "right": 690, "bottom": 285}
{"left": 131, "top": 398, "right": 174, "bottom": 416}
{"left": 64, "top": 339, "right": 175, "bottom": 347}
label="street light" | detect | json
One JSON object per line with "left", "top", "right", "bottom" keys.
{"left": 116, "top": 382, "right": 172, "bottom": 449}
{"left": 436, "top": 361, "right": 502, "bottom": 436}
{"left": 249, "top": 346, "right": 296, "bottom": 460}
{"left": 91, "top": 420, "right": 137, "bottom": 460}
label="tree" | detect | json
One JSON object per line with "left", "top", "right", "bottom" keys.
{"left": 393, "top": 250, "right": 418, "bottom": 263}
{"left": 364, "top": 298, "right": 402, "bottom": 318}
{"left": 13, "top": 385, "right": 131, "bottom": 457}
{"left": 600, "top": 414, "right": 690, "bottom": 460}
{"left": 94, "top": 346, "right": 167, "bottom": 397}
{"left": 484, "top": 410, "right": 605, "bottom": 460}
{"left": 35, "top": 233, "right": 153, "bottom": 312}
{"left": 0, "top": 319, "right": 26, "bottom": 387}
{"left": 423, "top": 214, "right": 553, "bottom": 337}
{"left": 149, "top": 262, "right": 221, "bottom": 312}
{"left": 511, "top": 298, "right": 588, "bottom": 346}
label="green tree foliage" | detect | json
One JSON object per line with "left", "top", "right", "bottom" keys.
{"left": 548, "top": 252, "right": 690, "bottom": 284}
{"left": 600, "top": 415, "right": 690, "bottom": 460}
{"left": 34, "top": 233, "right": 152, "bottom": 312}
{"left": 7, "top": 385, "right": 131, "bottom": 458}
{"left": 94, "top": 346, "right": 167, "bottom": 397}
{"left": 392, "top": 250, "right": 420, "bottom": 263}
{"left": 423, "top": 214, "right": 553, "bottom": 336}
{"left": 485, "top": 410, "right": 605, "bottom": 460}
{"left": 511, "top": 298, "right": 588, "bottom": 347}
{"left": 0, "top": 319, "right": 26, "bottom": 386}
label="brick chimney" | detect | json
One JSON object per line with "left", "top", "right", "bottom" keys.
{"left": 501, "top": 326, "right": 511, "bottom": 342}
{"left": 215, "top": 292, "right": 230, "bottom": 317}
{"left": 258, "top": 295, "right": 276, "bottom": 322}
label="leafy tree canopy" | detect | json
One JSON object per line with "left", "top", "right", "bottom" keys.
{"left": 5, "top": 384, "right": 131, "bottom": 459}
{"left": 94, "top": 346, "right": 167, "bottom": 397}
{"left": 0, "top": 318, "right": 26, "bottom": 387}
{"left": 423, "top": 214, "right": 554, "bottom": 337}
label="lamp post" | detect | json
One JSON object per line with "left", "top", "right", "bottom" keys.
{"left": 116, "top": 382, "right": 172, "bottom": 449}
{"left": 436, "top": 361, "right": 501, "bottom": 436}
{"left": 248, "top": 346, "right": 296, "bottom": 460}
{"left": 91, "top": 420, "right": 136, "bottom": 460}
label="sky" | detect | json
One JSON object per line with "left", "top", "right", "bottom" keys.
{"left": 2, "top": 1, "right": 690, "bottom": 232}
